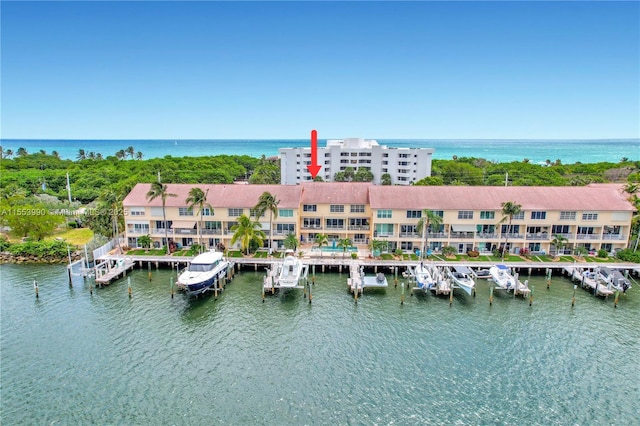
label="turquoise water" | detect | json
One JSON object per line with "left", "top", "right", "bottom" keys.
{"left": 1, "top": 263, "right": 638, "bottom": 424}
{"left": 1, "top": 138, "right": 637, "bottom": 164}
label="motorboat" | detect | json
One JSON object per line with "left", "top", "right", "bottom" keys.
{"left": 413, "top": 262, "right": 436, "bottom": 291}
{"left": 177, "top": 250, "right": 229, "bottom": 296}
{"left": 447, "top": 266, "right": 476, "bottom": 296}
{"left": 597, "top": 267, "right": 632, "bottom": 293}
{"left": 276, "top": 251, "right": 305, "bottom": 288}
{"left": 489, "top": 264, "right": 516, "bottom": 290}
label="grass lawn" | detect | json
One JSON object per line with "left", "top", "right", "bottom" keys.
{"left": 128, "top": 249, "right": 167, "bottom": 256}
{"left": 253, "top": 251, "right": 269, "bottom": 258}
{"left": 48, "top": 228, "right": 94, "bottom": 246}
{"left": 173, "top": 250, "right": 193, "bottom": 257}
{"left": 227, "top": 250, "right": 244, "bottom": 258}
{"left": 402, "top": 254, "right": 419, "bottom": 261}
{"left": 380, "top": 253, "right": 395, "bottom": 260}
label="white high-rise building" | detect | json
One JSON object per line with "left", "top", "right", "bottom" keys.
{"left": 279, "top": 138, "right": 434, "bottom": 185}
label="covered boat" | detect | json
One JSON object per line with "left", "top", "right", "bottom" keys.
{"left": 177, "top": 251, "right": 229, "bottom": 296}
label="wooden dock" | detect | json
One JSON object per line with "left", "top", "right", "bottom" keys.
{"left": 95, "top": 257, "right": 136, "bottom": 285}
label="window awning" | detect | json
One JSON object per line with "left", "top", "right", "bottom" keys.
{"left": 173, "top": 220, "right": 196, "bottom": 229}
{"left": 451, "top": 224, "right": 476, "bottom": 232}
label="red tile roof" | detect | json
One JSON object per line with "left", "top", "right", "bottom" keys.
{"left": 123, "top": 183, "right": 302, "bottom": 209}
{"left": 368, "top": 185, "right": 634, "bottom": 211}
{"left": 300, "top": 182, "right": 371, "bottom": 204}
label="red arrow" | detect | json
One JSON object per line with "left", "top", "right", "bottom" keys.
{"left": 306, "top": 129, "right": 322, "bottom": 179}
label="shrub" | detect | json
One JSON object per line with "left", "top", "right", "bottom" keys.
{"left": 351, "top": 252, "right": 358, "bottom": 259}
{"left": 67, "top": 221, "right": 78, "bottom": 228}
{"left": 616, "top": 249, "right": 640, "bottom": 263}
{"left": 394, "top": 248, "right": 403, "bottom": 257}
{"left": 467, "top": 250, "right": 479, "bottom": 258}
{"left": 442, "top": 246, "right": 457, "bottom": 257}
{"left": 596, "top": 249, "right": 608, "bottom": 258}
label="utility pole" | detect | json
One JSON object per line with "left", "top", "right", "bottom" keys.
{"left": 504, "top": 172, "right": 509, "bottom": 187}
{"left": 66, "top": 172, "right": 72, "bottom": 203}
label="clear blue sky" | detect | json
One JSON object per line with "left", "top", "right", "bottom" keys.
{"left": 1, "top": 1, "right": 638, "bottom": 139}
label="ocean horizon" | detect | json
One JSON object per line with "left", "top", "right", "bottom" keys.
{"left": 1, "top": 138, "right": 638, "bottom": 164}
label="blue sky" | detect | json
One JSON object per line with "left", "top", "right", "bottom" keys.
{"left": 1, "top": 1, "right": 638, "bottom": 139}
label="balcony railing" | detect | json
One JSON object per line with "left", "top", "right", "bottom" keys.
{"left": 426, "top": 232, "right": 448, "bottom": 239}
{"left": 602, "top": 234, "right": 625, "bottom": 240}
{"left": 302, "top": 225, "right": 323, "bottom": 230}
{"left": 325, "top": 225, "right": 345, "bottom": 230}
{"left": 348, "top": 225, "right": 370, "bottom": 231}
{"left": 576, "top": 234, "right": 597, "bottom": 240}
{"left": 476, "top": 232, "right": 499, "bottom": 239}
{"left": 499, "top": 233, "right": 524, "bottom": 239}
{"left": 450, "top": 231, "right": 475, "bottom": 239}
{"left": 127, "top": 228, "right": 150, "bottom": 235}
{"left": 526, "top": 233, "right": 549, "bottom": 240}
{"left": 399, "top": 232, "right": 420, "bottom": 238}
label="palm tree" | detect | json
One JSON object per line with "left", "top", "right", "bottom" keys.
{"left": 16, "top": 147, "right": 27, "bottom": 157}
{"left": 96, "top": 153, "right": 103, "bottom": 160}
{"left": 100, "top": 189, "right": 125, "bottom": 250}
{"left": 315, "top": 233, "right": 329, "bottom": 257}
{"left": 551, "top": 234, "right": 568, "bottom": 259}
{"left": 337, "top": 237, "right": 352, "bottom": 258}
{"left": 283, "top": 233, "right": 298, "bottom": 251}
{"left": 76, "top": 149, "right": 86, "bottom": 160}
{"left": 230, "top": 214, "right": 265, "bottom": 255}
{"left": 498, "top": 201, "right": 522, "bottom": 262}
{"left": 416, "top": 210, "right": 443, "bottom": 261}
{"left": 116, "top": 150, "right": 126, "bottom": 160}
{"left": 146, "top": 182, "right": 177, "bottom": 255}
{"left": 135, "top": 151, "right": 143, "bottom": 160}
{"left": 253, "top": 191, "right": 279, "bottom": 253}
{"left": 51, "top": 151, "right": 59, "bottom": 159}
{"left": 4, "top": 149, "right": 13, "bottom": 159}
{"left": 185, "top": 187, "right": 211, "bottom": 253}
{"left": 125, "top": 146, "right": 135, "bottom": 159}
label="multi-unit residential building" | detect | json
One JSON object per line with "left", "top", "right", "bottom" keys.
{"left": 122, "top": 182, "right": 635, "bottom": 256}
{"left": 279, "top": 138, "right": 434, "bottom": 185}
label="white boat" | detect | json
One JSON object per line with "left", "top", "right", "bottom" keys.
{"left": 276, "top": 252, "right": 305, "bottom": 288}
{"left": 177, "top": 251, "right": 229, "bottom": 296}
{"left": 264, "top": 250, "right": 308, "bottom": 292}
{"left": 489, "top": 264, "right": 517, "bottom": 290}
{"left": 597, "top": 267, "right": 632, "bottom": 293}
{"left": 413, "top": 262, "right": 436, "bottom": 291}
{"left": 564, "top": 266, "right": 614, "bottom": 297}
{"left": 447, "top": 266, "right": 476, "bottom": 296}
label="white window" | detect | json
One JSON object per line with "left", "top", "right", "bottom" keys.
{"left": 458, "top": 211, "right": 473, "bottom": 220}
{"left": 228, "top": 208, "right": 243, "bottom": 217}
{"left": 179, "top": 207, "right": 194, "bottom": 216}
{"left": 377, "top": 209, "right": 392, "bottom": 219}
{"left": 330, "top": 205, "right": 344, "bottom": 213}
{"left": 582, "top": 212, "right": 598, "bottom": 221}
{"left": 531, "top": 211, "right": 546, "bottom": 220}
{"left": 559, "top": 211, "right": 576, "bottom": 220}
{"left": 350, "top": 205, "right": 365, "bottom": 213}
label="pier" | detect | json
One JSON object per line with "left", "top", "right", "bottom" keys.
{"left": 94, "top": 256, "right": 136, "bottom": 285}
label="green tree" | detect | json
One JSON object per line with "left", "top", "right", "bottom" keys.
{"left": 498, "top": 201, "right": 522, "bottom": 262}
{"left": 138, "top": 234, "right": 152, "bottom": 249}
{"left": 354, "top": 167, "right": 374, "bottom": 182}
{"left": 4, "top": 204, "right": 64, "bottom": 240}
{"left": 381, "top": 173, "right": 392, "bottom": 185}
{"left": 77, "top": 149, "right": 86, "bottom": 161}
{"left": 315, "top": 233, "right": 329, "bottom": 257}
{"left": 413, "top": 176, "right": 444, "bottom": 186}
{"left": 146, "top": 182, "right": 177, "bottom": 255}
{"left": 253, "top": 191, "right": 279, "bottom": 253}
{"left": 550, "top": 234, "right": 568, "bottom": 258}
{"left": 343, "top": 167, "right": 355, "bottom": 182}
{"left": 283, "top": 233, "right": 299, "bottom": 251}
{"left": 125, "top": 146, "right": 135, "bottom": 159}
{"left": 337, "top": 237, "right": 352, "bottom": 258}
{"left": 230, "top": 214, "right": 265, "bottom": 255}
{"left": 416, "top": 210, "right": 443, "bottom": 260}
{"left": 186, "top": 186, "right": 211, "bottom": 253}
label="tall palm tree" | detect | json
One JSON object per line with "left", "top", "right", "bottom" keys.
{"left": 551, "top": 234, "right": 568, "bottom": 259}
{"left": 16, "top": 147, "right": 28, "bottom": 157}
{"left": 416, "top": 209, "right": 443, "bottom": 261}
{"left": 498, "top": 201, "right": 522, "bottom": 262}
{"left": 337, "top": 237, "right": 352, "bottom": 258}
{"left": 4, "top": 149, "right": 13, "bottom": 159}
{"left": 230, "top": 214, "right": 265, "bottom": 255}
{"left": 116, "top": 150, "right": 126, "bottom": 160}
{"left": 51, "top": 150, "right": 59, "bottom": 159}
{"left": 315, "top": 233, "right": 329, "bottom": 257}
{"left": 76, "top": 149, "right": 86, "bottom": 161}
{"left": 125, "top": 146, "right": 135, "bottom": 159}
{"left": 146, "top": 182, "right": 177, "bottom": 255}
{"left": 253, "top": 191, "right": 279, "bottom": 253}
{"left": 185, "top": 187, "right": 211, "bottom": 253}
{"left": 135, "top": 151, "right": 144, "bottom": 160}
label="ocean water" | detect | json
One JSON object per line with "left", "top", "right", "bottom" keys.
{"left": 1, "top": 263, "right": 638, "bottom": 424}
{"left": 1, "top": 138, "right": 638, "bottom": 164}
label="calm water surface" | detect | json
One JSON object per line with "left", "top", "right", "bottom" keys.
{"left": 1, "top": 264, "right": 638, "bottom": 425}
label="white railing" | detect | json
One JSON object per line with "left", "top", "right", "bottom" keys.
{"left": 92, "top": 237, "right": 125, "bottom": 260}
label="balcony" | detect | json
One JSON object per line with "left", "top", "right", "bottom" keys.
{"left": 399, "top": 232, "right": 420, "bottom": 238}
{"left": 426, "top": 232, "right": 448, "bottom": 239}
{"left": 576, "top": 234, "right": 598, "bottom": 240}
{"left": 348, "top": 225, "right": 370, "bottom": 231}
{"left": 201, "top": 229, "right": 222, "bottom": 235}
{"left": 450, "top": 231, "right": 475, "bottom": 239}
{"left": 602, "top": 233, "right": 625, "bottom": 240}
{"left": 302, "top": 225, "right": 323, "bottom": 230}
{"left": 526, "top": 233, "right": 549, "bottom": 240}
{"left": 499, "top": 233, "right": 524, "bottom": 239}
{"left": 476, "top": 232, "right": 499, "bottom": 239}
{"left": 127, "top": 228, "right": 150, "bottom": 235}
{"left": 325, "top": 225, "right": 345, "bottom": 230}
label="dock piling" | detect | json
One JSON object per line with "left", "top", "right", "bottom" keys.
{"left": 529, "top": 286, "right": 534, "bottom": 306}
{"left": 401, "top": 279, "right": 405, "bottom": 305}
{"left": 614, "top": 290, "right": 620, "bottom": 308}
{"left": 489, "top": 286, "right": 493, "bottom": 306}
{"left": 170, "top": 276, "right": 174, "bottom": 299}
{"left": 127, "top": 277, "right": 132, "bottom": 299}
{"left": 148, "top": 262, "right": 152, "bottom": 281}
{"left": 34, "top": 279, "right": 39, "bottom": 299}
{"left": 571, "top": 284, "right": 577, "bottom": 307}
